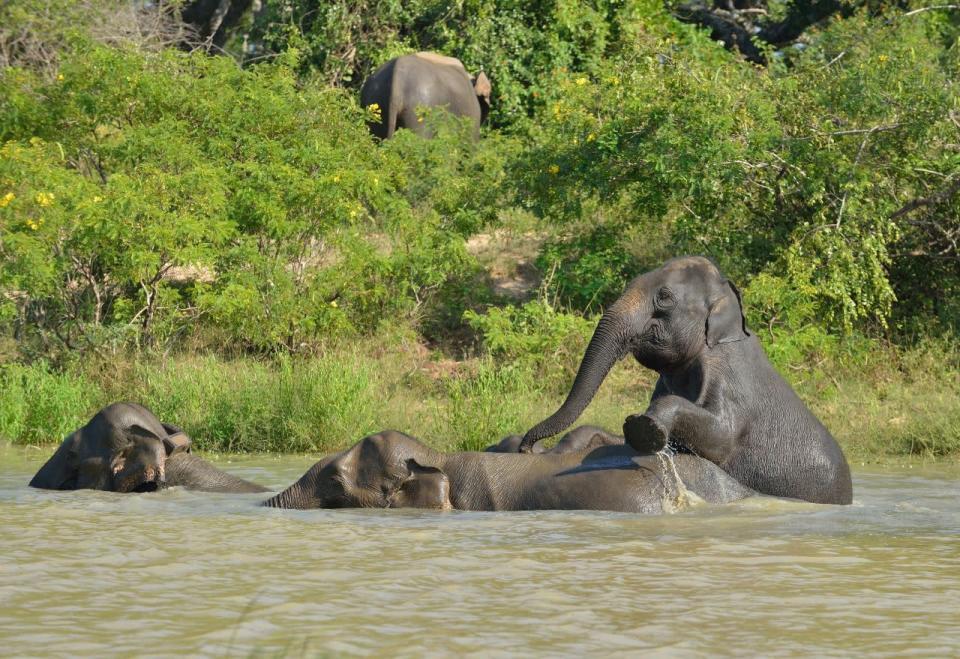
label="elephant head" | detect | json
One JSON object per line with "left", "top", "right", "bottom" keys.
{"left": 29, "top": 403, "right": 192, "bottom": 492}
{"left": 472, "top": 71, "right": 491, "bottom": 122}
{"left": 264, "top": 431, "right": 451, "bottom": 510}
{"left": 519, "top": 256, "right": 749, "bottom": 452}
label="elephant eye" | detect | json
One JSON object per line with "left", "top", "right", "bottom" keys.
{"left": 655, "top": 287, "right": 675, "bottom": 309}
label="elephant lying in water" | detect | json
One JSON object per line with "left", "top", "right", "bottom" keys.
{"left": 29, "top": 403, "right": 267, "bottom": 494}
{"left": 519, "top": 256, "right": 853, "bottom": 505}
{"left": 264, "top": 430, "right": 753, "bottom": 512}
{"left": 485, "top": 424, "right": 623, "bottom": 454}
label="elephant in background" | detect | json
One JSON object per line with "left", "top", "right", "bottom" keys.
{"left": 519, "top": 256, "right": 852, "bottom": 505}
{"left": 264, "top": 430, "right": 753, "bottom": 512}
{"left": 29, "top": 402, "right": 267, "bottom": 494}
{"left": 485, "top": 425, "right": 623, "bottom": 454}
{"left": 360, "top": 52, "right": 491, "bottom": 139}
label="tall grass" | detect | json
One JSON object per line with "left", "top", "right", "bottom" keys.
{"left": 1, "top": 335, "right": 957, "bottom": 460}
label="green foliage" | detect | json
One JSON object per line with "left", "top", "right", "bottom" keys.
{"left": 2, "top": 2, "right": 960, "bottom": 458}
{"left": 516, "top": 8, "right": 960, "bottom": 334}
{"left": 0, "top": 361, "right": 100, "bottom": 445}
{"left": 437, "top": 361, "right": 535, "bottom": 451}
{"left": 128, "top": 354, "right": 382, "bottom": 453}
{"left": 0, "top": 43, "right": 500, "bottom": 357}
{"left": 464, "top": 300, "right": 594, "bottom": 375}
{"left": 249, "top": 0, "right": 646, "bottom": 127}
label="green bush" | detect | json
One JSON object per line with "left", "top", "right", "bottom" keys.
{"left": 249, "top": 0, "right": 642, "bottom": 128}
{"left": 0, "top": 43, "right": 504, "bottom": 357}
{"left": 128, "top": 354, "right": 382, "bottom": 453}
{"left": 516, "top": 9, "right": 960, "bottom": 335}
{"left": 2, "top": 2, "right": 959, "bottom": 459}
{"left": 0, "top": 361, "right": 101, "bottom": 445}
{"left": 436, "top": 361, "right": 536, "bottom": 451}
{"left": 464, "top": 299, "right": 594, "bottom": 382}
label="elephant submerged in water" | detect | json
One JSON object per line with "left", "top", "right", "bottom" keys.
{"left": 485, "top": 424, "right": 623, "bottom": 454}
{"left": 360, "top": 52, "right": 491, "bottom": 139}
{"left": 519, "top": 256, "right": 853, "bottom": 505}
{"left": 264, "top": 430, "right": 752, "bottom": 512}
{"left": 29, "top": 402, "right": 267, "bottom": 494}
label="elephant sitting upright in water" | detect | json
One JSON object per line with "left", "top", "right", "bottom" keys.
{"left": 264, "top": 430, "right": 753, "bottom": 512}
{"left": 518, "top": 256, "right": 853, "bottom": 505}
{"left": 360, "top": 52, "right": 491, "bottom": 139}
{"left": 30, "top": 402, "right": 267, "bottom": 494}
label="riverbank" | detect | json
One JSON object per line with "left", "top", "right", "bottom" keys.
{"left": 1, "top": 333, "right": 957, "bottom": 460}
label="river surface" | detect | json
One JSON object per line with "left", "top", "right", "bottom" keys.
{"left": 1, "top": 444, "right": 958, "bottom": 657}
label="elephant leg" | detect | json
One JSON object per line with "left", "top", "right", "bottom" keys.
{"left": 397, "top": 106, "right": 430, "bottom": 136}
{"left": 624, "top": 394, "right": 737, "bottom": 462}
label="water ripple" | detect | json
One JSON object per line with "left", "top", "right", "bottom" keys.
{"left": 1, "top": 447, "right": 958, "bottom": 657}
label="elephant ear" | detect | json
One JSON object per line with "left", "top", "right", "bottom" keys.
{"left": 29, "top": 433, "right": 79, "bottom": 490}
{"left": 473, "top": 72, "right": 491, "bottom": 101}
{"left": 161, "top": 423, "right": 192, "bottom": 455}
{"left": 706, "top": 280, "right": 750, "bottom": 347}
{"left": 387, "top": 458, "right": 452, "bottom": 510}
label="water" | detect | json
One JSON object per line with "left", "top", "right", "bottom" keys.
{"left": 1, "top": 443, "right": 958, "bottom": 657}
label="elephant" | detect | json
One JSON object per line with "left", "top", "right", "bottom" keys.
{"left": 29, "top": 402, "right": 267, "bottom": 494}
{"left": 360, "top": 52, "right": 491, "bottom": 139}
{"left": 485, "top": 424, "right": 623, "bottom": 454}
{"left": 263, "top": 430, "right": 753, "bottom": 512}
{"left": 518, "top": 256, "right": 853, "bottom": 505}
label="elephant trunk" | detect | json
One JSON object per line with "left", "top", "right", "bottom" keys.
{"left": 263, "top": 469, "right": 322, "bottom": 510}
{"left": 520, "top": 309, "right": 630, "bottom": 451}
{"left": 263, "top": 483, "right": 311, "bottom": 509}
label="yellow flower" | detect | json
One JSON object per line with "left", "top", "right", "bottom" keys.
{"left": 878, "top": 55, "right": 889, "bottom": 63}
{"left": 330, "top": 300, "right": 338, "bottom": 308}
{"left": 332, "top": 175, "right": 341, "bottom": 183}
{"left": 575, "top": 77, "right": 588, "bottom": 86}
{"left": 26, "top": 218, "right": 43, "bottom": 230}
{"left": 92, "top": 195, "right": 103, "bottom": 203}
{"left": 586, "top": 132, "right": 596, "bottom": 142}
{"left": 35, "top": 192, "right": 54, "bottom": 207}
{"left": 548, "top": 164, "right": 560, "bottom": 175}
{"left": 0, "top": 192, "right": 14, "bottom": 207}
{"left": 367, "top": 103, "right": 382, "bottom": 121}
{"left": 57, "top": 73, "right": 64, "bottom": 82}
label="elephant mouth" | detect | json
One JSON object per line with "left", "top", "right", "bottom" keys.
{"left": 114, "top": 471, "right": 165, "bottom": 493}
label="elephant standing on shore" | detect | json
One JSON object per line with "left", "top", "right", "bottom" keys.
{"left": 518, "top": 256, "right": 853, "bottom": 505}
{"left": 29, "top": 402, "right": 267, "bottom": 494}
{"left": 264, "top": 430, "right": 752, "bottom": 512}
{"left": 360, "top": 52, "right": 491, "bottom": 139}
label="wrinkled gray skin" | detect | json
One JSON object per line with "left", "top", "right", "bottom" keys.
{"left": 360, "top": 52, "right": 491, "bottom": 139}
{"left": 264, "top": 430, "right": 752, "bottom": 512}
{"left": 519, "top": 256, "right": 852, "bottom": 505}
{"left": 29, "top": 402, "right": 267, "bottom": 494}
{"left": 485, "top": 425, "right": 623, "bottom": 454}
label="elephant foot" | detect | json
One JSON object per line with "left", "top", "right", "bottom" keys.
{"left": 623, "top": 414, "right": 668, "bottom": 454}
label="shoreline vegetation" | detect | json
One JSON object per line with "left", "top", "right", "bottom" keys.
{"left": 1, "top": 2, "right": 958, "bottom": 460}
{"left": 2, "top": 329, "right": 957, "bottom": 460}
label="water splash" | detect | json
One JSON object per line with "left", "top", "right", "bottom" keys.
{"left": 655, "top": 448, "right": 696, "bottom": 513}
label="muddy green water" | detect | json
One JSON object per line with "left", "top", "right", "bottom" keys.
{"left": 1, "top": 444, "right": 958, "bottom": 657}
